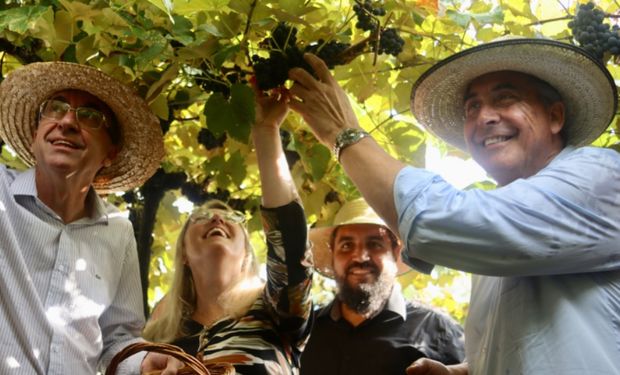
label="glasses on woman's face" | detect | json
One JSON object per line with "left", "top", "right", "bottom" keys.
{"left": 189, "top": 209, "right": 246, "bottom": 225}
{"left": 39, "top": 99, "right": 108, "bottom": 130}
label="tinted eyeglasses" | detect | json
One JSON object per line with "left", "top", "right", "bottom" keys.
{"left": 189, "top": 209, "right": 246, "bottom": 225}
{"left": 39, "top": 99, "right": 108, "bottom": 130}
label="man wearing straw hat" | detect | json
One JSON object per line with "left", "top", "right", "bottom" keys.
{"left": 288, "top": 38, "right": 620, "bottom": 374}
{"left": 301, "top": 198, "right": 464, "bottom": 375}
{"left": 0, "top": 62, "right": 174, "bottom": 373}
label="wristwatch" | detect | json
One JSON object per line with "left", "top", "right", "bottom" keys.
{"left": 333, "top": 128, "right": 370, "bottom": 161}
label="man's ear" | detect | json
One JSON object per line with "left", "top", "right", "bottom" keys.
{"left": 102, "top": 146, "right": 119, "bottom": 168}
{"left": 549, "top": 101, "right": 565, "bottom": 135}
{"left": 392, "top": 241, "right": 403, "bottom": 261}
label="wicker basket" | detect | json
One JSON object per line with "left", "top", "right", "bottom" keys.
{"left": 105, "top": 342, "right": 235, "bottom": 375}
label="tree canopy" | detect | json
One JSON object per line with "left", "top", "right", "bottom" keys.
{"left": 1, "top": 0, "right": 619, "bottom": 323}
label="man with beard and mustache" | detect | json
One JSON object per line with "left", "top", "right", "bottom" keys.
{"left": 300, "top": 199, "right": 464, "bottom": 375}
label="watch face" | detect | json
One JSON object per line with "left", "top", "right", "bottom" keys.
{"left": 334, "top": 128, "right": 370, "bottom": 160}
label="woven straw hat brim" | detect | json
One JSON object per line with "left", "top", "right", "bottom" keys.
{"left": 0, "top": 62, "right": 164, "bottom": 193}
{"left": 309, "top": 199, "right": 411, "bottom": 278}
{"left": 410, "top": 38, "right": 618, "bottom": 151}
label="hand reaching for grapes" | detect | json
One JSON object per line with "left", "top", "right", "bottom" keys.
{"left": 288, "top": 53, "right": 362, "bottom": 149}
{"left": 251, "top": 77, "right": 290, "bottom": 131}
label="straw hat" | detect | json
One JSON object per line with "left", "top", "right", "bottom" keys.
{"left": 0, "top": 61, "right": 164, "bottom": 193}
{"left": 410, "top": 37, "right": 617, "bottom": 151}
{"left": 310, "top": 198, "right": 411, "bottom": 278}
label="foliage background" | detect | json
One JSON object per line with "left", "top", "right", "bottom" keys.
{"left": 1, "top": 0, "right": 619, "bottom": 324}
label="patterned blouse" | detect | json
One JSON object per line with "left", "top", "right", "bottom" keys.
{"left": 171, "top": 201, "right": 313, "bottom": 375}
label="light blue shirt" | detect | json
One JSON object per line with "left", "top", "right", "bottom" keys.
{"left": 0, "top": 166, "right": 145, "bottom": 374}
{"left": 394, "top": 146, "right": 620, "bottom": 374}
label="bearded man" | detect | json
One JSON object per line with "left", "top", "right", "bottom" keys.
{"left": 300, "top": 198, "right": 464, "bottom": 375}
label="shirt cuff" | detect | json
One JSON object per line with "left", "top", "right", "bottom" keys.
{"left": 393, "top": 166, "right": 438, "bottom": 274}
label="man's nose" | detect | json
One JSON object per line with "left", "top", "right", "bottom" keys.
{"left": 478, "top": 104, "right": 500, "bottom": 126}
{"left": 351, "top": 246, "right": 370, "bottom": 261}
{"left": 56, "top": 110, "right": 80, "bottom": 131}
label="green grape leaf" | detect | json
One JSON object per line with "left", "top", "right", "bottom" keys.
{"left": 0, "top": 5, "right": 50, "bottom": 34}
{"left": 203, "top": 84, "right": 255, "bottom": 144}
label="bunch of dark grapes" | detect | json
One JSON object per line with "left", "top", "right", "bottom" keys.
{"left": 181, "top": 181, "right": 211, "bottom": 204}
{"left": 265, "top": 22, "right": 298, "bottom": 50}
{"left": 353, "top": 0, "right": 384, "bottom": 32}
{"left": 142, "top": 169, "right": 187, "bottom": 197}
{"left": 353, "top": 1, "right": 405, "bottom": 58}
{"left": 568, "top": 2, "right": 620, "bottom": 59}
{"left": 305, "top": 40, "right": 351, "bottom": 68}
{"left": 198, "top": 128, "right": 227, "bottom": 150}
{"left": 198, "top": 64, "right": 247, "bottom": 98}
{"left": 198, "top": 68, "right": 230, "bottom": 96}
{"left": 252, "top": 23, "right": 312, "bottom": 90}
{"left": 374, "top": 28, "right": 405, "bottom": 56}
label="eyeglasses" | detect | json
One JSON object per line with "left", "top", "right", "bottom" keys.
{"left": 189, "top": 209, "right": 246, "bottom": 225}
{"left": 39, "top": 99, "right": 108, "bottom": 130}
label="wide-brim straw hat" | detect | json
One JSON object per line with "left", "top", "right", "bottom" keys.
{"left": 0, "top": 61, "right": 164, "bottom": 193}
{"left": 310, "top": 198, "right": 411, "bottom": 278}
{"left": 410, "top": 37, "right": 618, "bottom": 151}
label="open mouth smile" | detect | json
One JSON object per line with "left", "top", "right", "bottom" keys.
{"left": 203, "top": 226, "right": 230, "bottom": 239}
{"left": 483, "top": 135, "right": 514, "bottom": 147}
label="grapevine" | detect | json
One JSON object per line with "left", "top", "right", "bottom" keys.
{"left": 197, "top": 63, "right": 248, "bottom": 98}
{"left": 250, "top": 1, "right": 405, "bottom": 91}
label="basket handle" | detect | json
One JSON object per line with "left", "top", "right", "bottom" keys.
{"left": 105, "top": 342, "right": 211, "bottom": 375}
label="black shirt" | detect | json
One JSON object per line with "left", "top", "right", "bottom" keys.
{"left": 300, "top": 287, "right": 465, "bottom": 375}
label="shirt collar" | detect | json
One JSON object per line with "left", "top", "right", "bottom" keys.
{"left": 10, "top": 168, "right": 109, "bottom": 224}
{"left": 324, "top": 284, "right": 407, "bottom": 321}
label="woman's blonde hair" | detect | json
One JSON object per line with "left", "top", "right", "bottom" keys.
{"left": 143, "top": 200, "right": 263, "bottom": 343}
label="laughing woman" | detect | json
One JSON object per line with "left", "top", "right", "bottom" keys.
{"left": 142, "top": 87, "right": 312, "bottom": 374}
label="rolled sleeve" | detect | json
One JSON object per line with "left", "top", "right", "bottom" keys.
{"left": 392, "top": 147, "right": 620, "bottom": 277}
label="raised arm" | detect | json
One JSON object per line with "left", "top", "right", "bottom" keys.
{"left": 288, "top": 53, "right": 406, "bottom": 233}
{"left": 251, "top": 85, "right": 298, "bottom": 207}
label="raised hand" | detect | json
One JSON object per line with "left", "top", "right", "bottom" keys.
{"left": 288, "top": 53, "right": 361, "bottom": 149}
{"left": 251, "top": 77, "right": 290, "bottom": 131}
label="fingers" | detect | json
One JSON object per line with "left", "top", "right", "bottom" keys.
{"left": 160, "top": 357, "right": 184, "bottom": 375}
{"left": 289, "top": 63, "right": 320, "bottom": 90}
{"left": 406, "top": 358, "right": 432, "bottom": 375}
{"left": 303, "top": 53, "right": 333, "bottom": 84}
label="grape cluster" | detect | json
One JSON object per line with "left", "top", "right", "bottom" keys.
{"left": 568, "top": 2, "right": 620, "bottom": 59}
{"left": 375, "top": 28, "right": 405, "bottom": 56}
{"left": 265, "top": 22, "right": 298, "bottom": 50}
{"left": 198, "top": 64, "right": 247, "bottom": 98}
{"left": 198, "top": 128, "right": 227, "bottom": 150}
{"left": 141, "top": 169, "right": 187, "bottom": 198}
{"left": 199, "top": 68, "right": 230, "bottom": 96}
{"left": 181, "top": 181, "right": 211, "bottom": 204}
{"left": 305, "top": 40, "right": 352, "bottom": 68}
{"left": 252, "top": 23, "right": 311, "bottom": 90}
{"left": 353, "top": 1, "right": 405, "bottom": 58}
{"left": 251, "top": 10, "right": 405, "bottom": 90}
{"left": 181, "top": 182, "right": 242, "bottom": 207}
{"left": 353, "top": 0, "right": 384, "bottom": 32}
